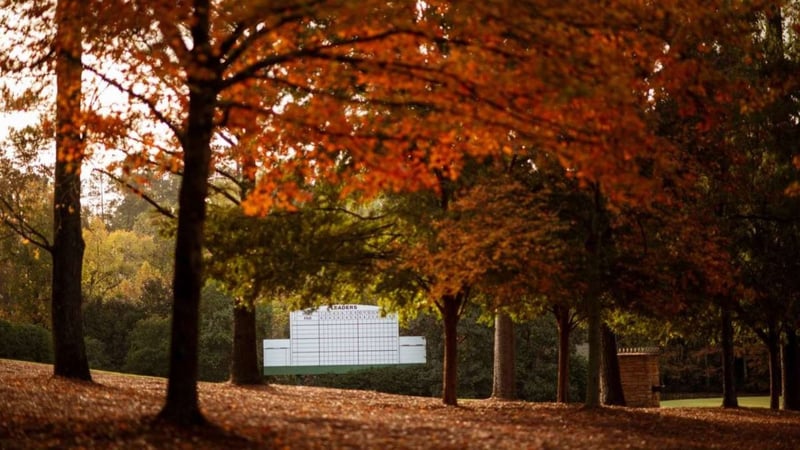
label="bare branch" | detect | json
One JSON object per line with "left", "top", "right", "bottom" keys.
{"left": 95, "top": 169, "right": 177, "bottom": 220}
{"left": 0, "top": 197, "right": 52, "bottom": 252}
{"left": 81, "top": 65, "right": 184, "bottom": 144}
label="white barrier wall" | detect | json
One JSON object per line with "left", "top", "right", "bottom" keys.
{"left": 263, "top": 305, "right": 426, "bottom": 373}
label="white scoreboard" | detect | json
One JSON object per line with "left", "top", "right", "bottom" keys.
{"left": 263, "top": 304, "right": 426, "bottom": 375}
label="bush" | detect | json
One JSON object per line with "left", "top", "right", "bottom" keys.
{"left": 83, "top": 297, "right": 146, "bottom": 372}
{"left": 124, "top": 316, "right": 170, "bottom": 377}
{"left": 85, "top": 336, "right": 112, "bottom": 369}
{"left": 0, "top": 319, "right": 53, "bottom": 363}
{"left": 198, "top": 282, "right": 233, "bottom": 382}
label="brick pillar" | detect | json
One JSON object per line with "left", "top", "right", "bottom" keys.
{"left": 617, "top": 348, "right": 661, "bottom": 407}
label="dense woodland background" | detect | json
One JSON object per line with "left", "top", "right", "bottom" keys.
{"left": 0, "top": 170, "right": 778, "bottom": 399}
{"left": 0, "top": 0, "right": 799, "bottom": 429}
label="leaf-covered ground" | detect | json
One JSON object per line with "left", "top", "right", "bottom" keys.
{"left": 1, "top": 359, "right": 799, "bottom": 449}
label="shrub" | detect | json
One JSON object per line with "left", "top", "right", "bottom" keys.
{"left": 123, "top": 316, "right": 170, "bottom": 377}
{"left": 0, "top": 319, "right": 53, "bottom": 363}
{"left": 85, "top": 336, "right": 112, "bottom": 369}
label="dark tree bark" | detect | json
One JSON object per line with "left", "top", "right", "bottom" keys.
{"left": 764, "top": 324, "right": 781, "bottom": 410}
{"left": 583, "top": 182, "right": 606, "bottom": 408}
{"left": 440, "top": 292, "right": 465, "bottom": 406}
{"left": 584, "top": 294, "right": 602, "bottom": 408}
{"left": 158, "top": 0, "right": 219, "bottom": 425}
{"left": 601, "top": 323, "right": 625, "bottom": 406}
{"left": 228, "top": 153, "right": 263, "bottom": 385}
{"left": 782, "top": 326, "right": 800, "bottom": 411}
{"left": 721, "top": 305, "right": 738, "bottom": 408}
{"left": 554, "top": 305, "right": 572, "bottom": 403}
{"left": 52, "top": 0, "right": 91, "bottom": 381}
{"left": 491, "top": 311, "right": 516, "bottom": 400}
{"left": 230, "top": 299, "right": 263, "bottom": 385}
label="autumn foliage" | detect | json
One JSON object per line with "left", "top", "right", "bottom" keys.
{"left": 3, "top": 360, "right": 800, "bottom": 449}
{"left": 3, "top": 0, "right": 800, "bottom": 436}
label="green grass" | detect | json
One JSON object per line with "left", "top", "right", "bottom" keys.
{"left": 661, "top": 396, "right": 772, "bottom": 408}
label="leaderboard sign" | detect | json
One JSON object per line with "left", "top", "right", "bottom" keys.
{"left": 263, "top": 304, "right": 426, "bottom": 375}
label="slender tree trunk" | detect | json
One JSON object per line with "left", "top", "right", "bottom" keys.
{"left": 158, "top": 0, "right": 218, "bottom": 425}
{"left": 584, "top": 182, "right": 605, "bottom": 408}
{"left": 601, "top": 323, "right": 625, "bottom": 406}
{"left": 765, "top": 325, "right": 781, "bottom": 410}
{"left": 782, "top": 326, "right": 800, "bottom": 411}
{"left": 230, "top": 299, "right": 263, "bottom": 385}
{"left": 721, "top": 305, "right": 738, "bottom": 408}
{"left": 229, "top": 155, "right": 262, "bottom": 385}
{"left": 441, "top": 294, "right": 461, "bottom": 406}
{"left": 52, "top": 0, "right": 91, "bottom": 381}
{"left": 554, "top": 305, "right": 572, "bottom": 403}
{"left": 491, "top": 311, "right": 515, "bottom": 400}
{"left": 584, "top": 294, "right": 602, "bottom": 408}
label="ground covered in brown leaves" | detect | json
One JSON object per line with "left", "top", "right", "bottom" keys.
{"left": 1, "top": 359, "right": 799, "bottom": 449}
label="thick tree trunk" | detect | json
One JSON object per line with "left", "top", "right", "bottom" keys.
{"left": 721, "top": 305, "right": 738, "bottom": 408}
{"left": 230, "top": 299, "right": 263, "bottom": 385}
{"left": 491, "top": 312, "right": 515, "bottom": 400}
{"left": 584, "top": 294, "right": 602, "bottom": 408}
{"left": 158, "top": 1, "right": 217, "bottom": 425}
{"left": 765, "top": 325, "right": 781, "bottom": 410}
{"left": 601, "top": 323, "right": 625, "bottom": 406}
{"left": 52, "top": 0, "right": 91, "bottom": 381}
{"left": 782, "top": 326, "right": 800, "bottom": 411}
{"left": 441, "top": 294, "right": 461, "bottom": 406}
{"left": 554, "top": 305, "right": 571, "bottom": 403}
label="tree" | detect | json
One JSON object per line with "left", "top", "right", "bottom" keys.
{"left": 721, "top": 303, "right": 739, "bottom": 408}
{"left": 553, "top": 304, "right": 580, "bottom": 403}
{"left": 491, "top": 311, "right": 515, "bottom": 400}
{"left": 375, "top": 158, "right": 557, "bottom": 406}
{"left": 0, "top": 163, "right": 52, "bottom": 326}
{"left": 600, "top": 323, "right": 625, "bottom": 406}
{"left": 85, "top": 0, "right": 508, "bottom": 423}
{"left": 783, "top": 324, "right": 800, "bottom": 410}
{"left": 0, "top": 0, "right": 94, "bottom": 381}
{"left": 206, "top": 183, "right": 396, "bottom": 385}
{"left": 51, "top": 0, "right": 91, "bottom": 380}
{"left": 439, "top": 2, "right": 761, "bottom": 407}
{"left": 648, "top": 1, "right": 800, "bottom": 411}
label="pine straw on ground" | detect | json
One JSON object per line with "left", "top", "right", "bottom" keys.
{"left": 1, "top": 359, "right": 799, "bottom": 449}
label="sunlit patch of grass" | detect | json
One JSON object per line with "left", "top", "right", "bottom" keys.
{"left": 661, "top": 396, "right": 772, "bottom": 408}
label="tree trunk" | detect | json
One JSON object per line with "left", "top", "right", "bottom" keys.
{"left": 584, "top": 294, "right": 602, "bottom": 408}
{"left": 601, "top": 323, "right": 625, "bottom": 406}
{"left": 782, "top": 326, "right": 800, "bottom": 411}
{"left": 491, "top": 311, "right": 515, "bottom": 400}
{"left": 230, "top": 299, "right": 263, "bottom": 385}
{"left": 721, "top": 305, "right": 738, "bottom": 408}
{"left": 765, "top": 324, "right": 781, "bottom": 410}
{"left": 584, "top": 182, "right": 605, "bottom": 408}
{"left": 441, "top": 294, "right": 461, "bottom": 406}
{"left": 52, "top": 0, "right": 91, "bottom": 381}
{"left": 158, "top": 1, "right": 218, "bottom": 425}
{"left": 554, "top": 305, "right": 571, "bottom": 403}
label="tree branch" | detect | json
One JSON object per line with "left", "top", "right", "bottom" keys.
{"left": 95, "top": 169, "right": 177, "bottom": 220}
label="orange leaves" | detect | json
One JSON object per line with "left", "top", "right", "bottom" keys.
{"left": 395, "top": 171, "right": 566, "bottom": 306}
{"left": 7, "top": 357, "right": 800, "bottom": 449}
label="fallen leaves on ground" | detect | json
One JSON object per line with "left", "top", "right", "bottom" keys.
{"left": 1, "top": 359, "right": 798, "bottom": 449}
